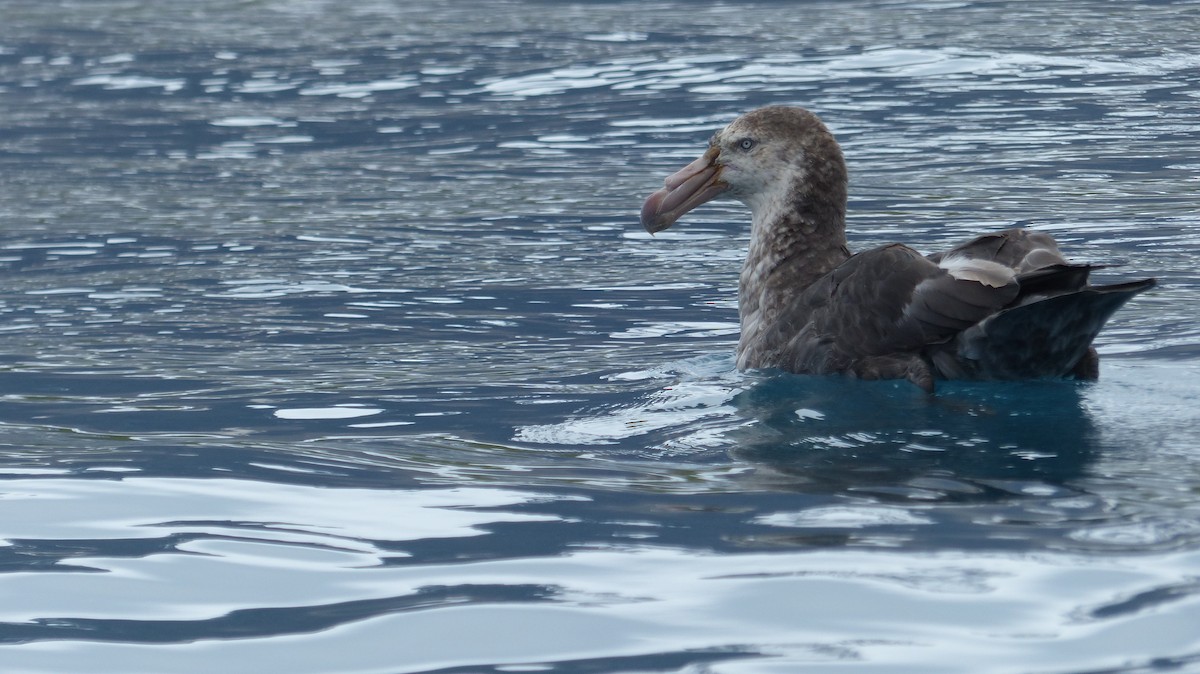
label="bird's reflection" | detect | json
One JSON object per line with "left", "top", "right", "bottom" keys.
{"left": 726, "top": 372, "right": 1098, "bottom": 502}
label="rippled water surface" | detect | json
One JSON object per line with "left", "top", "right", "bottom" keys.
{"left": 2, "top": 1, "right": 1199, "bottom": 672}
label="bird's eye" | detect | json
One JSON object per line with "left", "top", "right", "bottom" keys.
{"left": 737, "top": 138, "right": 756, "bottom": 151}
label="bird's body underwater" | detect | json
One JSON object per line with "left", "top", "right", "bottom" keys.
{"left": 640, "top": 105, "right": 1155, "bottom": 392}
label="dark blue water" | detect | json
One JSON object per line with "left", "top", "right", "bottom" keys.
{"left": 2, "top": 1, "right": 1199, "bottom": 672}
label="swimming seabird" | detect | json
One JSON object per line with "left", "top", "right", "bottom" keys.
{"left": 640, "top": 105, "right": 1155, "bottom": 392}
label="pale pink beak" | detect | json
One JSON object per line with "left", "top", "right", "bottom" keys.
{"left": 640, "top": 146, "right": 727, "bottom": 234}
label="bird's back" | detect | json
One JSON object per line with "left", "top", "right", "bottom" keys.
{"left": 739, "top": 229, "right": 1155, "bottom": 390}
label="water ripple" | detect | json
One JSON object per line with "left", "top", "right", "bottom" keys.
{"left": 2, "top": 0, "right": 1200, "bottom": 671}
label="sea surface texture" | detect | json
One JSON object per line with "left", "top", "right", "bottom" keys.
{"left": 1, "top": 1, "right": 1199, "bottom": 672}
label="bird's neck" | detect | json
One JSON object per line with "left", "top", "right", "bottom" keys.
{"left": 738, "top": 200, "right": 850, "bottom": 356}
{"left": 740, "top": 158, "right": 850, "bottom": 284}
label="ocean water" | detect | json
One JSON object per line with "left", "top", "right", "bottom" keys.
{"left": 1, "top": 1, "right": 1199, "bottom": 672}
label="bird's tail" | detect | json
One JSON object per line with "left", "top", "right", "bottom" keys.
{"left": 932, "top": 276, "right": 1156, "bottom": 380}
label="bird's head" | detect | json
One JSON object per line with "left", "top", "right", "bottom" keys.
{"left": 640, "top": 106, "right": 846, "bottom": 234}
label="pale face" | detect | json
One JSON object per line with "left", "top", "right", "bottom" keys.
{"left": 707, "top": 118, "right": 805, "bottom": 224}
{"left": 640, "top": 107, "right": 820, "bottom": 234}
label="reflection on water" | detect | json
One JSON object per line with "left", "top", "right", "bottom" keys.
{"left": 728, "top": 375, "right": 1100, "bottom": 497}
{"left": 2, "top": 0, "right": 1199, "bottom": 672}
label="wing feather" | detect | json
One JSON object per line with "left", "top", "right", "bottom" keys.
{"left": 815, "top": 244, "right": 1019, "bottom": 355}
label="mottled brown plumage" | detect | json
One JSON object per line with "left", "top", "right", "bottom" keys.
{"left": 640, "top": 105, "right": 1155, "bottom": 392}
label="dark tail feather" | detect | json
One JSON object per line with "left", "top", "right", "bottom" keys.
{"left": 935, "top": 277, "right": 1156, "bottom": 380}
{"left": 1013, "top": 263, "right": 1095, "bottom": 298}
